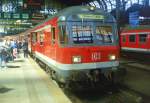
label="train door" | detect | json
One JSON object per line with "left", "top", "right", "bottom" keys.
{"left": 148, "top": 34, "right": 150, "bottom": 50}
{"left": 39, "top": 31, "right": 44, "bottom": 54}
{"left": 138, "top": 33, "right": 149, "bottom": 50}
{"left": 51, "top": 26, "right": 56, "bottom": 60}
{"left": 28, "top": 34, "right": 32, "bottom": 53}
{"left": 31, "top": 32, "right": 37, "bottom": 54}
{"left": 121, "top": 34, "right": 127, "bottom": 48}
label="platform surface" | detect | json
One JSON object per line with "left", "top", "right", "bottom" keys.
{"left": 0, "top": 54, "right": 71, "bottom": 103}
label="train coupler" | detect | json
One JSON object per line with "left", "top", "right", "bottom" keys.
{"left": 87, "top": 70, "right": 101, "bottom": 82}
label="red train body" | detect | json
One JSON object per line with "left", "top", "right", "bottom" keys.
{"left": 27, "top": 6, "right": 120, "bottom": 84}
{"left": 120, "top": 25, "right": 150, "bottom": 53}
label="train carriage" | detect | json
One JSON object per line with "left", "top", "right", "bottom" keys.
{"left": 121, "top": 25, "right": 150, "bottom": 53}
{"left": 28, "top": 6, "right": 120, "bottom": 85}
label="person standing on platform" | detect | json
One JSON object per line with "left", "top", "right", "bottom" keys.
{"left": 22, "top": 39, "right": 28, "bottom": 58}
{"left": 10, "top": 39, "right": 17, "bottom": 60}
{"left": 0, "top": 39, "right": 3, "bottom": 68}
{"left": 13, "top": 40, "right": 18, "bottom": 59}
{"left": 0, "top": 39, "right": 8, "bottom": 68}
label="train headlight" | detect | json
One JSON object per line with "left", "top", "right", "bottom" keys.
{"left": 109, "top": 54, "right": 116, "bottom": 61}
{"left": 72, "top": 56, "right": 81, "bottom": 63}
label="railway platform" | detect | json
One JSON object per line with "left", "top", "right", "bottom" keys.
{"left": 0, "top": 54, "right": 71, "bottom": 103}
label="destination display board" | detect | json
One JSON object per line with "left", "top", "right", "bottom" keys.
{"left": 78, "top": 14, "right": 104, "bottom": 20}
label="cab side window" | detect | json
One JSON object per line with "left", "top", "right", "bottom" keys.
{"left": 129, "top": 35, "right": 136, "bottom": 42}
{"left": 59, "top": 25, "right": 68, "bottom": 44}
{"left": 139, "top": 34, "right": 147, "bottom": 43}
{"left": 39, "top": 31, "right": 44, "bottom": 45}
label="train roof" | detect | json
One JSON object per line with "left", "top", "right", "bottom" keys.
{"left": 32, "top": 6, "right": 116, "bottom": 29}
{"left": 54, "top": 6, "right": 113, "bottom": 17}
{"left": 121, "top": 25, "right": 150, "bottom": 34}
{"left": 122, "top": 25, "right": 150, "bottom": 31}
{"left": 19, "top": 6, "right": 117, "bottom": 35}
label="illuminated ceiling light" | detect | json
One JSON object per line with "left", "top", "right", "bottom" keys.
{"left": 89, "top": 6, "right": 96, "bottom": 11}
{"left": 16, "top": 20, "right": 21, "bottom": 23}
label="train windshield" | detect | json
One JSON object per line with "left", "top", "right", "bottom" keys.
{"left": 71, "top": 24, "right": 114, "bottom": 45}
{"left": 95, "top": 26, "right": 113, "bottom": 43}
{"left": 72, "top": 25, "right": 93, "bottom": 44}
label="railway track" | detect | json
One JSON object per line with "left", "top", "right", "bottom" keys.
{"left": 37, "top": 55, "right": 150, "bottom": 103}
{"left": 120, "top": 59, "right": 150, "bottom": 103}
{"left": 120, "top": 57, "right": 150, "bottom": 73}
{"left": 121, "top": 51, "right": 150, "bottom": 64}
{"left": 63, "top": 83, "right": 143, "bottom": 103}
{"left": 63, "top": 60, "right": 150, "bottom": 103}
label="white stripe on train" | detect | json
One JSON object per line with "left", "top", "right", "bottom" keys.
{"left": 122, "top": 47, "right": 150, "bottom": 53}
{"left": 34, "top": 51, "right": 119, "bottom": 70}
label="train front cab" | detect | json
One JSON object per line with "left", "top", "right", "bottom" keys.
{"left": 30, "top": 6, "right": 121, "bottom": 85}
{"left": 55, "top": 7, "right": 120, "bottom": 84}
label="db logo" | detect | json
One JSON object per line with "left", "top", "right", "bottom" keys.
{"left": 91, "top": 52, "right": 101, "bottom": 61}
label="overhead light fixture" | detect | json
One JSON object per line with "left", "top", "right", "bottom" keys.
{"left": 89, "top": 6, "right": 96, "bottom": 11}
{"left": 16, "top": 20, "right": 21, "bottom": 23}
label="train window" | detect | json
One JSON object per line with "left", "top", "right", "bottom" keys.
{"left": 39, "top": 31, "right": 44, "bottom": 45}
{"left": 139, "top": 34, "right": 147, "bottom": 43}
{"left": 122, "top": 36, "right": 126, "bottom": 42}
{"left": 59, "top": 26, "right": 68, "bottom": 44}
{"left": 96, "top": 26, "right": 113, "bottom": 43}
{"left": 72, "top": 25, "right": 93, "bottom": 44}
{"left": 129, "top": 35, "right": 136, "bottom": 42}
{"left": 51, "top": 27, "right": 55, "bottom": 44}
{"left": 31, "top": 32, "right": 37, "bottom": 43}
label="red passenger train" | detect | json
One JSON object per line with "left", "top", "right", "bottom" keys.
{"left": 120, "top": 25, "right": 150, "bottom": 53}
{"left": 26, "top": 6, "right": 120, "bottom": 85}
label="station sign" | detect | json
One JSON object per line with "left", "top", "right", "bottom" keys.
{"left": 4, "top": 13, "right": 11, "bottom": 19}
{"left": 13, "top": 13, "right": 20, "bottom": 19}
{"left": 23, "top": 0, "right": 44, "bottom": 10}
{"left": 22, "top": 13, "right": 29, "bottom": 19}
{"left": 129, "top": 11, "right": 139, "bottom": 26}
{"left": 0, "top": 20, "right": 14, "bottom": 25}
{"left": 32, "top": 13, "right": 45, "bottom": 20}
{"left": 0, "top": 12, "right": 45, "bottom": 20}
{"left": 0, "top": 12, "right": 30, "bottom": 19}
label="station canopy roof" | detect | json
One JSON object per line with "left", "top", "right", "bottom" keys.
{"left": 56, "top": 0, "right": 93, "bottom": 5}
{"left": 0, "top": 0, "right": 95, "bottom": 37}
{"left": 0, "top": 0, "right": 148, "bottom": 37}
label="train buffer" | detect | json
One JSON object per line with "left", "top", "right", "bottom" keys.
{"left": 0, "top": 55, "right": 71, "bottom": 103}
